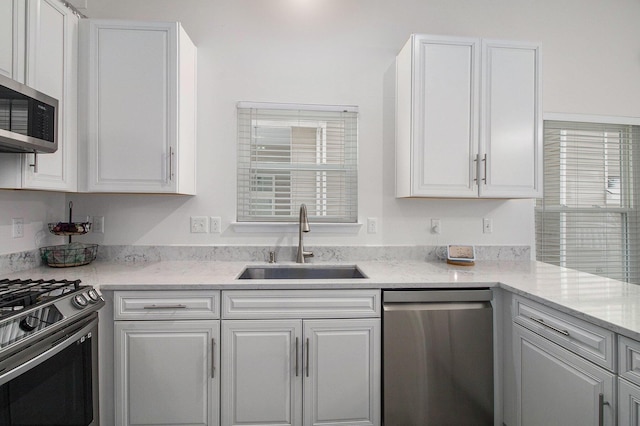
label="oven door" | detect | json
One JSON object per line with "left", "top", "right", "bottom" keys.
{"left": 0, "top": 313, "right": 99, "bottom": 426}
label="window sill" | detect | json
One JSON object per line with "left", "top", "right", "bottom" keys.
{"left": 230, "top": 222, "right": 363, "bottom": 234}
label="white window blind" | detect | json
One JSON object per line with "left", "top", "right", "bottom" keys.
{"left": 237, "top": 103, "right": 358, "bottom": 223}
{"left": 536, "top": 120, "right": 640, "bottom": 284}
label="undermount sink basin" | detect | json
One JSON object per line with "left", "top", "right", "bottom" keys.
{"left": 237, "top": 265, "right": 367, "bottom": 280}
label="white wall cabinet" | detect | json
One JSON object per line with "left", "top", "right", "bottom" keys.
{"left": 0, "top": 0, "right": 78, "bottom": 191}
{"left": 0, "top": 0, "right": 26, "bottom": 81}
{"left": 395, "top": 34, "right": 542, "bottom": 198}
{"left": 221, "top": 290, "right": 381, "bottom": 426}
{"left": 114, "top": 291, "right": 220, "bottom": 426}
{"left": 79, "top": 19, "right": 197, "bottom": 194}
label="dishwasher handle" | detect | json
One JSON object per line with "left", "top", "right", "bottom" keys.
{"left": 383, "top": 289, "right": 492, "bottom": 304}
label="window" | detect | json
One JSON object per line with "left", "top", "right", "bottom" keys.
{"left": 536, "top": 119, "right": 640, "bottom": 284}
{"left": 237, "top": 103, "right": 358, "bottom": 223}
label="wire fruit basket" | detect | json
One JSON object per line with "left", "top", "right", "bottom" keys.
{"left": 40, "top": 243, "right": 98, "bottom": 268}
{"left": 41, "top": 201, "right": 98, "bottom": 268}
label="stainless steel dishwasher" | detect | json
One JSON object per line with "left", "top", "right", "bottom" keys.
{"left": 382, "top": 289, "right": 494, "bottom": 425}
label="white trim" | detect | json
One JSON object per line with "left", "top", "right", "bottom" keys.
{"left": 544, "top": 112, "right": 640, "bottom": 126}
{"left": 237, "top": 101, "right": 358, "bottom": 113}
{"left": 230, "top": 222, "right": 363, "bottom": 234}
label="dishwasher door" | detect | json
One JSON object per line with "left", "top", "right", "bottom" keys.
{"left": 383, "top": 289, "right": 494, "bottom": 426}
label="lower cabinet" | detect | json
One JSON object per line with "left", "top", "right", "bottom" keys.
{"left": 514, "top": 324, "right": 615, "bottom": 426}
{"left": 115, "top": 321, "right": 220, "bottom": 426}
{"left": 221, "top": 318, "right": 380, "bottom": 426}
{"left": 113, "top": 289, "right": 380, "bottom": 426}
{"left": 113, "top": 290, "right": 221, "bottom": 426}
{"left": 619, "top": 378, "right": 640, "bottom": 426}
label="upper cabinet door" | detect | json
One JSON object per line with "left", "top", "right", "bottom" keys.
{"left": 79, "top": 20, "right": 197, "bottom": 194}
{"left": 479, "top": 40, "right": 542, "bottom": 198}
{"left": 395, "top": 34, "right": 542, "bottom": 199}
{"left": 21, "top": 0, "right": 78, "bottom": 191}
{"left": 0, "top": 0, "right": 26, "bottom": 81}
{"left": 396, "top": 34, "right": 480, "bottom": 198}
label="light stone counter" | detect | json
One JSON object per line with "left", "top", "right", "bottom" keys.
{"left": 5, "top": 258, "right": 640, "bottom": 341}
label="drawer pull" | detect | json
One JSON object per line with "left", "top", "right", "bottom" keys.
{"left": 143, "top": 304, "right": 188, "bottom": 310}
{"left": 211, "top": 338, "right": 216, "bottom": 379}
{"left": 530, "top": 317, "right": 570, "bottom": 337}
{"left": 305, "top": 338, "right": 310, "bottom": 378}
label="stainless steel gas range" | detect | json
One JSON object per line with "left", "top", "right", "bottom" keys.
{"left": 0, "top": 278, "right": 105, "bottom": 425}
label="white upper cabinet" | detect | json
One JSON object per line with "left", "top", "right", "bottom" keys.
{"left": 0, "top": 0, "right": 78, "bottom": 191}
{"left": 79, "top": 19, "right": 197, "bottom": 194}
{"left": 395, "top": 34, "right": 542, "bottom": 198}
{"left": 0, "top": 0, "right": 26, "bottom": 81}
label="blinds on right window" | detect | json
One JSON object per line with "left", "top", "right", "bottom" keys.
{"left": 536, "top": 120, "right": 640, "bottom": 284}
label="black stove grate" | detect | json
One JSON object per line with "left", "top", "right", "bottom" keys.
{"left": 0, "top": 279, "right": 81, "bottom": 312}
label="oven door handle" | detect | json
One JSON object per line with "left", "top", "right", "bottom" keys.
{"left": 0, "top": 316, "right": 98, "bottom": 387}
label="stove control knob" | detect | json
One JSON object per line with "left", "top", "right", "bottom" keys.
{"left": 72, "top": 294, "right": 88, "bottom": 309}
{"left": 19, "top": 316, "right": 38, "bottom": 332}
{"left": 86, "top": 289, "right": 101, "bottom": 303}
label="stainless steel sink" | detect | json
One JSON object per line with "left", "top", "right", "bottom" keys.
{"left": 237, "top": 265, "right": 367, "bottom": 280}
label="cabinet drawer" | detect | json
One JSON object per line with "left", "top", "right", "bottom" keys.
{"left": 513, "top": 296, "right": 615, "bottom": 371}
{"left": 114, "top": 291, "right": 220, "bottom": 320}
{"left": 619, "top": 335, "right": 640, "bottom": 384}
{"left": 222, "top": 289, "right": 381, "bottom": 319}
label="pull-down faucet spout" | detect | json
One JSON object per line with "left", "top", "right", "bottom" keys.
{"left": 296, "top": 204, "right": 313, "bottom": 263}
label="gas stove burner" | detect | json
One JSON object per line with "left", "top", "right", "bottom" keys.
{"left": 0, "top": 278, "right": 81, "bottom": 317}
{"left": 0, "top": 277, "right": 104, "bottom": 360}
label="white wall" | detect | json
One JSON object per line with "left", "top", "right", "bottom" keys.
{"left": 0, "top": 191, "right": 66, "bottom": 255}
{"left": 4, "top": 0, "right": 640, "bottom": 255}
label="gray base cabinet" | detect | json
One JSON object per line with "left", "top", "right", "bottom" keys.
{"left": 113, "top": 291, "right": 221, "bottom": 426}
{"left": 115, "top": 321, "right": 220, "bottom": 426}
{"left": 514, "top": 324, "right": 615, "bottom": 426}
{"left": 220, "top": 290, "right": 381, "bottom": 426}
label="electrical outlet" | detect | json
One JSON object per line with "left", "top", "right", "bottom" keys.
{"left": 367, "top": 218, "right": 378, "bottom": 234}
{"left": 92, "top": 216, "right": 105, "bottom": 233}
{"left": 483, "top": 218, "right": 493, "bottom": 234}
{"left": 190, "top": 216, "right": 209, "bottom": 233}
{"left": 210, "top": 217, "right": 221, "bottom": 233}
{"left": 12, "top": 218, "right": 23, "bottom": 238}
{"left": 431, "top": 218, "right": 441, "bottom": 234}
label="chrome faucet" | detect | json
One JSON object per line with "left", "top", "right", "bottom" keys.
{"left": 296, "top": 203, "right": 313, "bottom": 263}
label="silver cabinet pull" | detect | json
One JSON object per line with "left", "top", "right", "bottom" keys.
{"left": 598, "top": 393, "right": 610, "bottom": 426}
{"left": 211, "top": 338, "right": 216, "bottom": 379}
{"left": 142, "top": 304, "right": 187, "bottom": 310}
{"left": 529, "top": 317, "right": 570, "bottom": 336}
{"left": 305, "top": 338, "right": 310, "bottom": 378}
{"left": 295, "top": 337, "right": 299, "bottom": 377}
{"left": 168, "top": 146, "right": 174, "bottom": 181}
{"left": 473, "top": 155, "right": 479, "bottom": 183}
{"left": 482, "top": 153, "right": 487, "bottom": 183}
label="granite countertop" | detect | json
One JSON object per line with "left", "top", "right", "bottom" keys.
{"left": 7, "top": 258, "right": 640, "bottom": 341}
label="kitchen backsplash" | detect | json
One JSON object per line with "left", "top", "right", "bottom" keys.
{"left": 0, "top": 245, "right": 530, "bottom": 274}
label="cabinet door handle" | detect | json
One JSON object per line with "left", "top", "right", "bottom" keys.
{"left": 168, "top": 146, "right": 174, "bottom": 181}
{"left": 599, "top": 393, "right": 610, "bottom": 426}
{"left": 142, "top": 304, "right": 187, "bottom": 310}
{"left": 305, "top": 338, "right": 310, "bottom": 378}
{"left": 482, "top": 153, "right": 487, "bottom": 183}
{"left": 295, "top": 337, "right": 299, "bottom": 377}
{"left": 529, "top": 316, "right": 570, "bottom": 337}
{"left": 473, "top": 155, "right": 479, "bottom": 183}
{"left": 211, "top": 338, "right": 216, "bottom": 379}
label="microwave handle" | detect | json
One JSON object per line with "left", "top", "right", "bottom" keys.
{"left": 29, "top": 151, "right": 38, "bottom": 173}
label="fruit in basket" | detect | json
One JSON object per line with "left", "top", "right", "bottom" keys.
{"left": 51, "top": 222, "right": 79, "bottom": 233}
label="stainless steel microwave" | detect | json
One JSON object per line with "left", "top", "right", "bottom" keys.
{"left": 0, "top": 73, "right": 58, "bottom": 153}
